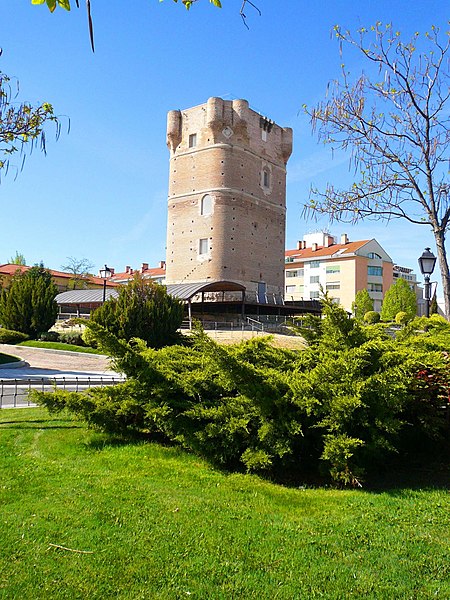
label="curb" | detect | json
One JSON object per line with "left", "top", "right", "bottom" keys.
{"left": 0, "top": 344, "right": 106, "bottom": 358}
{"left": 0, "top": 360, "right": 29, "bottom": 370}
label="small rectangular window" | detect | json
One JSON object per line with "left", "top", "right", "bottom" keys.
{"left": 310, "top": 291, "right": 320, "bottom": 299}
{"left": 199, "top": 238, "right": 208, "bottom": 255}
{"left": 262, "top": 129, "right": 268, "bottom": 142}
{"left": 326, "top": 283, "right": 340, "bottom": 290}
{"left": 285, "top": 285, "right": 296, "bottom": 294}
{"left": 309, "top": 261, "right": 320, "bottom": 269}
{"left": 368, "top": 266, "right": 383, "bottom": 276}
{"left": 310, "top": 275, "right": 320, "bottom": 284}
{"left": 189, "top": 134, "right": 197, "bottom": 148}
{"left": 326, "top": 265, "right": 340, "bottom": 274}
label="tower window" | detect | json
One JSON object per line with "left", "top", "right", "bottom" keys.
{"left": 262, "top": 167, "right": 270, "bottom": 188}
{"left": 189, "top": 133, "right": 197, "bottom": 148}
{"left": 200, "top": 194, "right": 212, "bottom": 216}
{"left": 199, "top": 238, "right": 209, "bottom": 255}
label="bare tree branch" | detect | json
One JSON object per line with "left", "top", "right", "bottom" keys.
{"left": 304, "top": 22, "right": 450, "bottom": 317}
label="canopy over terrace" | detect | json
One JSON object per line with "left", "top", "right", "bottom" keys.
{"left": 56, "top": 288, "right": 119, "bottom": 318}
{"left": 55, "top": 281, "right": 246, "bottom": 324}
{"left": 166, "top": 280, "right": 246, "bottom": 328}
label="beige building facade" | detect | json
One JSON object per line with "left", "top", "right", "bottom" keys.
{"left": 165, "top": 97, "right": 293, "bottom": 301}
{"left": 285, "top": 232, "right": 394, "bottom": 313}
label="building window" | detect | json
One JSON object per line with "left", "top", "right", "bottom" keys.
{"left": 262, "top": 167, "right": 270, "bottom": 188}
{"left": 189, "top": 133, "right": 197, "bottom": 148}
{"left": 326, "top": 265, "right": 340, "bottom": 274}
{"left": 367, "top": 252, "right": 382, "bottom": 259}
{"left": 310, "top": 291, "right": 320, "bottom": 299}
{"left": 310, "top": 275, "right": 320, "bottom": 284}
{"left": 285, "top": 256, "right": 294, "bottom": 263}
{"left": 199, "top": 238, "right": 209, "bottom": 255}
{"left": 368, "top": 266, "right": 383, "bottom": 276}
{"left": 262, "top": 129, "right": 268, "bottom": 142}
{"left": 309, "top": 261, "right": 320, "bottom": 269}
{"left": 326, "top": 283, "right": 340, "bottom": 290}
{"left": 200, "top": 194, "right": 212, "bottom": 216}
{"left": 285, "top": 285, "right": 296, "bottom": 294}
{"left": 368, "top": 283, "right": 383, "bottom": 293}
{"left": 286, "top": 269, "right": 303, "bottom": 278}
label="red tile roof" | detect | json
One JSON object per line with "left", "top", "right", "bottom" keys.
{"left": 111, "top": 267, "right": 166, "bottom": 281}
{"left": 285, "top": 240, "right": 370, "bottom": 265}
{"left": 0, "top": 264, "right": 118, "bottom": 286}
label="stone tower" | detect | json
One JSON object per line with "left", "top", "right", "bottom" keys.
{"left": 165, "top": 97, "right": 293, "bottom": 299}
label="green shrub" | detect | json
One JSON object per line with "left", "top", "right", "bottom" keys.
{"left": 39, "top": 331, "right": 60, "bottom": 342}
{"left": 81, "top": 326, "right": 98, "bottom": 349}
{"left": 33, "top": 301, "right": 450, "bottom": 487}
{"left": 364, "top": 311, "right": 380, "bottom": 324}
{"left": 0, "top": 328, "right": 29, "bottom": 344}
{"left": 395, "top": 311, "right": 409, "bottom": 325}
{"left": 58, "top": 331, "right": 85, "bottom": 346}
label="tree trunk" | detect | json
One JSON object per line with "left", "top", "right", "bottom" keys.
{"left": 433, "top": 229, "right": 450, "bottom": 320}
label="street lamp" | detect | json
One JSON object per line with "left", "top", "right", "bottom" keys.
{"left": 99, "top": 264, "right": 112, "bottom": 303}
{"left": 418, "top": 248, "right": 437, "bottom": 317}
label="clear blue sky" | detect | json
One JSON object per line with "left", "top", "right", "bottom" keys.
{"left": 0, "top": 1, "right": 448, "bottom": 291}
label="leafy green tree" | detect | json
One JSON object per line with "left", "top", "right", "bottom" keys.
{"left": 0, "top": 266, "right": 58, "bottom": 337}
{"left": 352, "top": 289, "right": 374, "bottom": 321}
{"left": 1, "top": 71, "right": 60, "bottom": 179}
{"left": 91, "top": 273, "right": 184, "bottom": 348}
{"left": 8, "top": 251, "right": 26, "bottom": 265}
{"left": 304, "top": 24, "right": 450, "bottom": 319}
{"left": 381, "top": 278, "right": 417, "bottom": 322}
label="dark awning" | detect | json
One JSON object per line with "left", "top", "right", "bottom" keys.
{"left": 165, "top": 280, "right": 246, "bottom": 301}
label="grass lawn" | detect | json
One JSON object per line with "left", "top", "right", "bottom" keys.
{"left": 1, "top": 408, "right": 448, "bottom": 600}
{"left": 0, "top": 352, "right": 20, "bottom": 365}
{"left": 18, "top": 341, "right": 105, "bottom": 355}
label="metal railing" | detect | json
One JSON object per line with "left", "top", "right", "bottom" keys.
{"left": 0, "top": 376, "right": 125, "bottom": 409}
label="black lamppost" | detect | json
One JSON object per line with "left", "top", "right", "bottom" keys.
{"left": 418, "top": 248, "right": 437, "bottom": 317}
{"left": 99, "top": 264, "right": 112, "bottom": 303}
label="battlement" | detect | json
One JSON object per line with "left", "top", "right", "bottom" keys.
{"left": 167, "top": 97, "right": 292, "bottom": 165}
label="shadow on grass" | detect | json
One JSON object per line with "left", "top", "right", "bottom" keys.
{"left": 364, "top": 458, "right": 450, "bottom": 493}
{"left": 0, "top": 418, "right": 83, "bottom": 430}
{"left": 85, "top": 430, "right": 176, "bottom": 451}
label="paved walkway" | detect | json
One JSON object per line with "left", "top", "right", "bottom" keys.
{"left": 0, "top": 344, "right": 120, "bottom": 379}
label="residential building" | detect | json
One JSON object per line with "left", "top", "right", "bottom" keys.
{"left": 285, "top": 232, "right": 394, "bottom": 313}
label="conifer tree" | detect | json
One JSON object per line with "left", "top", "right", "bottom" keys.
{"left": 91, "top": 273, "right": 184, "bottom": 348}
{"left": 0, "top": 266, "right": 58, "bottom": 337}
{"left": 352, "top": 289, "right": 374, "bottom": 321}
{"left": 381, "top": 278, "right": 417, "bottom": 322}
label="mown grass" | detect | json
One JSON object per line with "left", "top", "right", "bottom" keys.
{"left": 18, "top": 340, "right": 105, "bottom": 355}
{"left": 0, "top": 352, "right": 20, "bottom": 365}
{"left": 1, "top": 408, "right": 448, "bottom": 600}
